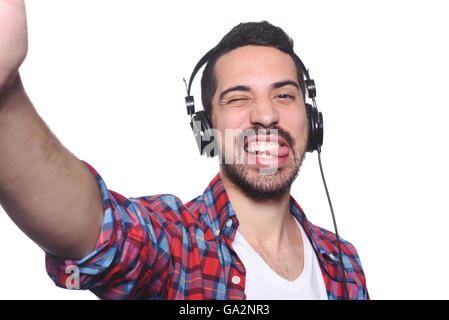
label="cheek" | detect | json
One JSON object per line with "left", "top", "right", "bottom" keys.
{"left": 211, "top": 111, "right": 236, "bottom": 154}
{"left": 212, "top": 109, "right": 251, "bottom": 158}
{"left": 282, "top": 109, "right": 308, "bottom": 144}
{"left": 212, "top": 108, "right": 250, "bottom": 135}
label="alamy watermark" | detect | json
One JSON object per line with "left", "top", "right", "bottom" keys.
{"left": 65, "top": 265, "right": 80, "bottom": 290}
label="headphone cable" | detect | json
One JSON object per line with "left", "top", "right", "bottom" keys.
{"left": 317, "top": 147, "right": 349, "bottom": 299}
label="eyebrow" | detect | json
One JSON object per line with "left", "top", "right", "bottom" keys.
{"left": 272, "top": 80, "right": 300, "bottom": 90}
{"left": 219, "top": 85, "right": 251, "bottom": 101}
{"left": 218, "top": 80, "right": 300, "bottom": 101}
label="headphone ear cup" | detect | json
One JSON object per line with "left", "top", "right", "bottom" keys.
{"left": 305, "top": 79, "right": 316, "bottom": 99}
{"left": 306, "top": 103, "right": 324, "bottom": 152}
{"left": 190, "top": 111, "right": 217, "bottom": 157}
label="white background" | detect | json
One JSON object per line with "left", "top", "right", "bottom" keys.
{"left": 0, "top": 0, "right": 448, "bottom": 299}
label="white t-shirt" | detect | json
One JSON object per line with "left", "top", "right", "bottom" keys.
{"left": 231, "top": 218, "right": 328, "bottom": 300}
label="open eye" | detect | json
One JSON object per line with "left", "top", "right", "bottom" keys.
{"left": 276, "top": 94, "right": 294, "bottom": 100}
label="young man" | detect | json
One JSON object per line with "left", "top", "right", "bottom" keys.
{"left": 0, "top": 1, "right": 368, "bottom": 299}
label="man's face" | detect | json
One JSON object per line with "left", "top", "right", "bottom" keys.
{"left": 210, "top": 45, "right": 308, "bottom": 199}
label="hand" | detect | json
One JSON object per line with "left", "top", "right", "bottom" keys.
{"left": 0, "top": 0, "right": 27, "bottom": 94}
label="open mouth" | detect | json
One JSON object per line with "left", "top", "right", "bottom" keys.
{"left": 243, "top": 135, "right": 290, "bottom": 167}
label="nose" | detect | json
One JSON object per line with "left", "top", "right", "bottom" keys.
{"left": 249, "top": 97, "right": 280, "bottom": 128}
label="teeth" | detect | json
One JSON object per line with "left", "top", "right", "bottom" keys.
{"left": 256, "top": 153, "right": 276, "bottom": 159}
{"left": 247, "top": 142, "right": 280, "bottom": 154}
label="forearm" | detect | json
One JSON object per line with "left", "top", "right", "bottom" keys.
{"left": 0, "top": 74, "right": 103, "bottom": 259}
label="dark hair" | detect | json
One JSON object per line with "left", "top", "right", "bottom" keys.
{"left": 200, "top": 21, "right": 306, "bottom": 117}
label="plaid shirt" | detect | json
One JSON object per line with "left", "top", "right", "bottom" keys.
{"left": 46, "top": 162, "right": 369, "bottom": 300}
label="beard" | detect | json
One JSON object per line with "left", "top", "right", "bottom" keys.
{"left": 220, "top": 126, "right": 306, "bottom": 201}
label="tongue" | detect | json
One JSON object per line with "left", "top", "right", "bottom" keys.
{"left": 278, "top": 145, "right": 289, "bottom": 157}
{"left": 276, "top": 145, "right": 289, "bottom": 157}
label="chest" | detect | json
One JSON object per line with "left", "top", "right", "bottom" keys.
{"left": 256, "top": 248, "right": 304, "bottom": 281}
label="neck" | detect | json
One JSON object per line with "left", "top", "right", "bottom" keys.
{"left": 220, "top": 170, "right": 294, "bottom": 250}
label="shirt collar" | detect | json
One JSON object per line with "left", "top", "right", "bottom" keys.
{"left": 290, "top": 197, "right": 358, "bottom": 285}
{"left": 200, "top": 173, "right": 239, "bottom": 242}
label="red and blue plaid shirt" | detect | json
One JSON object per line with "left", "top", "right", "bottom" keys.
{"left": 46, "top": 162, "right": 368, "bottom": 300}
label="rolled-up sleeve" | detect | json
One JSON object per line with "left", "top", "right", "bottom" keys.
{"left": 45, "top": 162, "right": 166, "bottom": 299}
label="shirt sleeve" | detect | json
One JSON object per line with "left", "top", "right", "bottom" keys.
{"left": 45, "top": 162, "right": 170, "bottom": 299}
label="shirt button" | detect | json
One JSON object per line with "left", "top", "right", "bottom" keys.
{"left": 225, "top": 219, "right": 233, "bottom": 228}
{"left": 232, "top": 276, "right": 241, "bottom": 285}
{"left": 214, "top": 229, "right": 220, "bottom": 237}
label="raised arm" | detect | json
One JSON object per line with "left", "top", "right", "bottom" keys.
{"left": 0, "top": 0, "right": 104, "bottom": 260}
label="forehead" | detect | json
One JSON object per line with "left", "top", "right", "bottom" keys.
{"left": 214, "top": 45, "right": 298, "bottom": 91}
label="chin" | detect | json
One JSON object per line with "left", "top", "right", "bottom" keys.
{"left": 220, "top": 159, "right": 302, "bottom": 201}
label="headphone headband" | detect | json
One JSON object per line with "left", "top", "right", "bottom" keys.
{"left": 184, "top": 47, "right": 313, "bottom": 98}
{"left": 185, "top": 48, "right": 217, "bottom": 98}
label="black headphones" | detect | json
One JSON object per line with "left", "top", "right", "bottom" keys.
{"left": 184, "top": 47, "right": 323, "bottom": 157}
